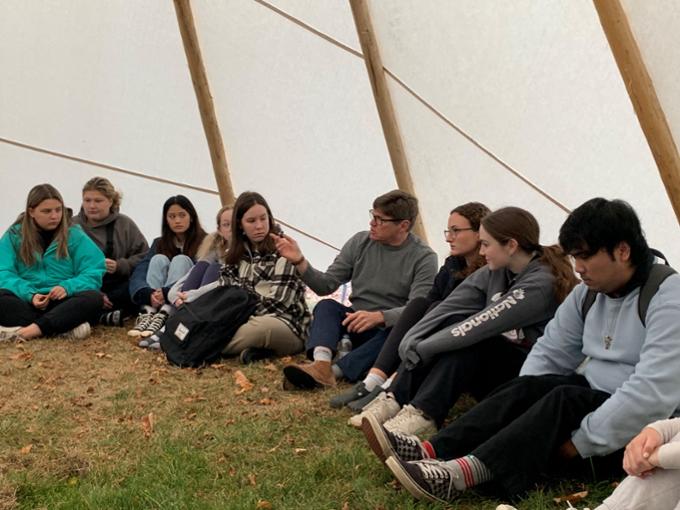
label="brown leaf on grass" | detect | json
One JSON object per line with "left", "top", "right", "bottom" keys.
{"left": 293, "top": 448, "right": 307, "bottom": 455}
{"left": 280, "top": 356, "right": 293, "bottom": 364}
{"left": 225, "top": 419, "right": 235, "bottom": 426}
{"left": 86, "top": 387, "right": 95, "bottom": 394}
{"left": 553, "top": 490, "right": 588, "bottom": 503}
{"left": 341, "top": 502, "right": 349, "bottom": 510}
{"left": 185, "top": 412, "right": 197, "bottom": 420}
{"left": 141, "top": 412, "right": 154, "bottom": 438}
{"left": 261, "top": 386, "right": 270, "bottom": 393}
{"left": 263, "top": 363, "right": 277, "bottom": 371}
{"left": 259, "top": 398, "right": 275, "bottom": 406}
{"left": 228, "top": 467, "right": 236, "bottom": 476}
{"left": 10, "top": 351, "right": 32, "bottom": 361}
{"left": 95, "top": 352, "right": 106, "bottom": 358}
{"left": 256, "top": 501, "right": 272, "bottom": 510}
{"left": 19, "top": 444, "right": 33, "bottom": 454}
{"left": 234, "top": 370, "right": 253, "bottom": 394}
{"left": 248, "top": 473, "right": 257, "bottom": 486}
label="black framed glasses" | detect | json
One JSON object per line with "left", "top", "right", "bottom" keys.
{"left": 444, "top": 227, "right": 474, "bottom": 238}
{"left": 369, "top": 209, "right": 404, "bottom": 225}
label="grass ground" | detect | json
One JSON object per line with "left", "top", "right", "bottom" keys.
{"left": 0, "top": 327, "right": 614, "bottom": 509}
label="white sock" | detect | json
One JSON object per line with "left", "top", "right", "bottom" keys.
{"left": 160, "top": 304, "right": 173, "bottom": 315}
{"left": 143, "top": 305, "right": 156, "bottom": 314}
{"left": 332, "top": 364, "right": 344, "bottom": 379}
{"left": 363, "top": 372, "right": 386, "bottom": 391}
{"left": 381, "top": 375, "right": 394, "bottom": 389}
{"left": 313, "top": 346, "right": 333, "bottom": 362}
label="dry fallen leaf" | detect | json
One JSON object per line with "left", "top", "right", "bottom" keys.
{"left": 280, "top": 356, "right": 293, "bottom": 364}
{"left": 10, "top": 351, "right": 32, "bottom": 361}
{"left": 293, "top": 448, "right": 307, "bottom": 455}
{"left": 553, "top": 490, "right": 588, "bottom": 504}
{"left": 234, "top": 370, "right": 254, "bottom": 394}
{"left": 248, "top": 473, "right": 257, "bottom": 486}
{"left": 141, "top": 412, "right": 155, "bottom": 438}
{"left": 263, "top": 363, "right": 277, "bottom": 372}
{"left": 341, "top": 502, "right": 349, "bottom": 510}
{"left": 259, "top": 398, "right": 275, "bottom": 406}
{"left": 186, "top": 412, "right": 197, "bottom": 420}
{"left": 19, "top": 444, "right": 33, "bottom": 454}
{"left": 256, "top": 501, "right": 272, "bottom": 510}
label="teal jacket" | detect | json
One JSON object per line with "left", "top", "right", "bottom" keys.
{"left": 0, "top": 224, "right": 106, "bottom": 302}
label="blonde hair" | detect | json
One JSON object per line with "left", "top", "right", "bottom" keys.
{"left": 196, "top": 204, "right": 233, "bottom": 262}
{"left": 82, "top": 176, "right": 122, "bottom": 212}
{"left": 17, "top": 184, "right": 69, "bottom": 265}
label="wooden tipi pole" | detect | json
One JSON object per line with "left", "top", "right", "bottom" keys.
{"left": 173, "top": 0, "right": 235, "bottom": 206}
{"left": 349, "top": 0, "right": 428, "bottom": 242}
{"left": 594, "top": 0, "right": 680, "bottom": 225}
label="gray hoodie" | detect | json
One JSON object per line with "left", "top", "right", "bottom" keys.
{"left": 399, "top": 257, "right": 558, "bottom": 369}
{"left": 73, "top": 210, "right": 148, "bottom": 277}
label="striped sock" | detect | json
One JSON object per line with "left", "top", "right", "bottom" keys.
{"left": 422, "top": 440, "right": 436, "bottom": 459}
{"left": 446, "top": 455, "right": 492, "bottom": 490}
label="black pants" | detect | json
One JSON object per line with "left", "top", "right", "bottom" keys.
{"left": 102, "top": 277, "right": 136, "bottom": 316}
{"left": 373, "top": 296, "right": 437, "bottom": 375}
{"left": 390, "top": 337, "right": 528, "bottom": 425}
{"left": 0, "top": 289, "right": 103, "bottom": 336}
{"left": 429, "top": 374, "right": 622, "bottom": 496}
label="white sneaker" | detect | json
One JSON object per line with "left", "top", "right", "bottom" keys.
{"left": 0, "top": 325, "right": 22, "bottom": 341}
{"left": 127, "top": 312, "right": 154, "bottom": 337}
{"left": 384, "top": 404, "right": 437, "bottom": 437}
{"left": 496, "top": 506, "right": 518, "bottom": 510}
{"left": 62, "top": 322, "right": 91, "bottom": 340}
{"left": 348, "top": 391, "right": 401, "bottom": 429}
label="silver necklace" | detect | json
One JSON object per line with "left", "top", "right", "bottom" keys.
{"left": 604, "top": 304, "right": 623, "bottom": 350}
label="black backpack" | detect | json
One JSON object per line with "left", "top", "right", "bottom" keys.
{"left": 581, "top": 257, "right": 676, "bottom": 327}
{"left": 160, "top": 285, "right": 258, "bottom": 367}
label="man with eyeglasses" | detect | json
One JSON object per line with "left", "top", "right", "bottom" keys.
{"left": 275, "top": 190, "right": 437, "bottom": 390}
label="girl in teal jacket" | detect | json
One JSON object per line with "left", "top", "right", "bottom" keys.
{"left": 0, "top": 184, "right": 105, "bottom": 341}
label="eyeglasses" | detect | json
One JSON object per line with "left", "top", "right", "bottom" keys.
{"left": 444, "top": 227, "right": 474, "bottom": 239}
{"left": 369, "top": 209, "right": 405, "bottom": 225}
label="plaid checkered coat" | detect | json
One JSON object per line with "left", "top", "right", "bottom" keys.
{"left": 219, "top": 251, "right": 311, "bottom": 339}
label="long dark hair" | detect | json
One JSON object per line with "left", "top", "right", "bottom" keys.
{"left": 157, "top": 195, "right": 206, "bottom": 258}
{"left": 16, "top": 184, "right": 70, "bottom": 265}
{"left": 223, "top": 191, "right": 277, "bottom": 266}
{"left": 450, "top": 201, "right": 490, "bottom": 278}
{"left": 482, "top": 207, "right": 578, "bottom": 303}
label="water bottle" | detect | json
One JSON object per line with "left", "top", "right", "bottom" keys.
{"left": 336, "top": 333, "right": 352, "bottom": 360}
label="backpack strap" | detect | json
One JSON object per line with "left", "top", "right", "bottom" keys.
{"left": 581, "top": 288, "right": 597, "bottom": 321}
{"left": 638, "top": 264, "right": 677, "bottom": 327}
{"left": 581, "top": 263, "right": 677, "bottom": 326}
{"left": 104, "top": 220, "right": 116, "bottom": 259}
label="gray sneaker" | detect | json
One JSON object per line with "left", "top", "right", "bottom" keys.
{"left": 61, "top": 322, "right": 91, "bottom": 340}
{"left": 385, "top": 456, "right": 463, "bottom": 504}
{"left": 0, "top": 325, "right": 21, "bottom": 341}
{"left": 361, "top": 412, "right": 430, "bottom": 463}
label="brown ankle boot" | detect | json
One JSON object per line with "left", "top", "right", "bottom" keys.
{"left": 283, "top": 360, "right": 337, "bottom": 389}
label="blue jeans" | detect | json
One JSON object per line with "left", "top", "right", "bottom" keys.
{"left": 146, "top": 254, "right": 194, "bottom": 289}
{"left": 306, "top": 299, "right": 391, "bottom": 382}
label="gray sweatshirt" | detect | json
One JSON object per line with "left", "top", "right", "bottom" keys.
{"left": 300, "top": 231, "right": 437, "bottom": 327}
{"left": 521, "top": 274, "right": 680, "bottom": 458}
{"left": 399, "top": 257, "right": 558, "bottom": 368}
{"left": 73, "top": 210, "right": 148, "bottom": 277}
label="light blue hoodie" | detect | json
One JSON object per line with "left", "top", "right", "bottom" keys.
{"left": 521, "top": 274, "right": 680, "bottom": 457}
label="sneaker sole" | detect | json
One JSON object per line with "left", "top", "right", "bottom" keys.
{"left": 385, "top": 456, "right": 446, "bottom": 505}
{"left": 127, "top": 330, "right": 144, "bottom": 337}
{"left": 361, "top": 413, "right": 392, "bottom": 463}
{"left": 347, "top": 387, "right": 383, "bottom": 412}
{"left": 139, "top": 330, "right": 156, "bottom": 338}
{"left": 282, "top": 365, "right": 327, "bottom": 390}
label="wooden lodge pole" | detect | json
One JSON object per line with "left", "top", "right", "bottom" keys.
{"left": 173, "top": 0, "right": 235, "bottom": 206}
{"left": 349, "top": 0, "right": 429, "bottom": 242}
{"left": 594, "top": 0, "right": 680, "bottom": 225}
